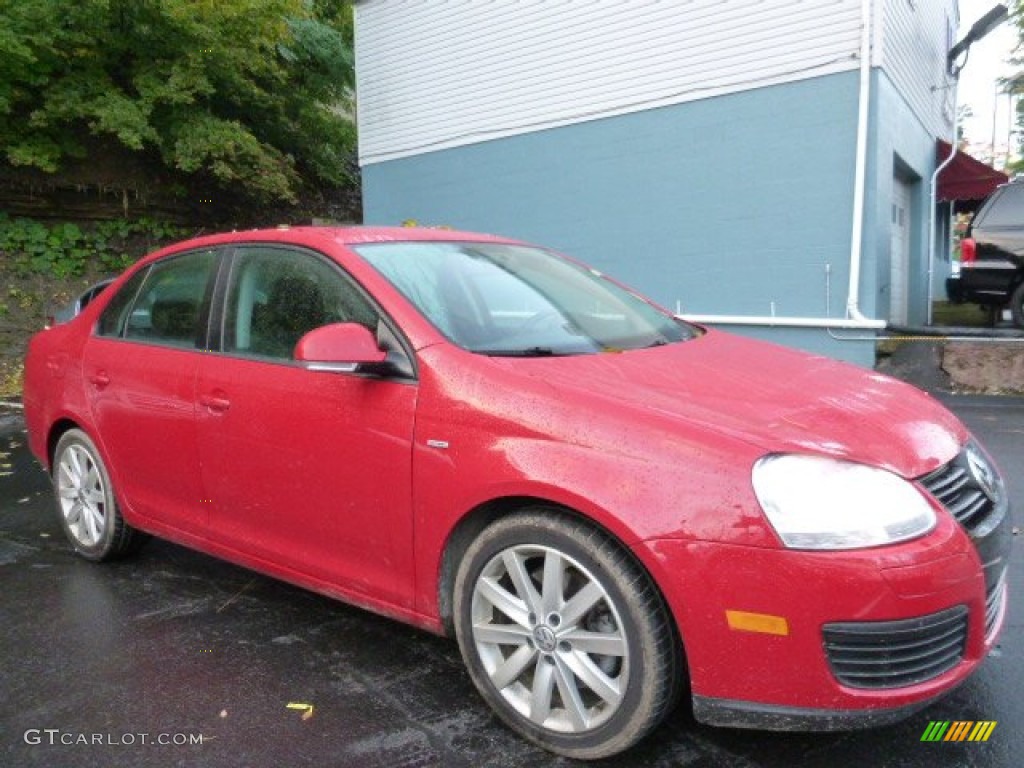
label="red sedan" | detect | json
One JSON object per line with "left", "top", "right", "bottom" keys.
{"left": 23, "top": 227, "right": 1011, "bottom": 759}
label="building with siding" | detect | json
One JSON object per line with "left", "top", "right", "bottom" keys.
{"left": 355, "top": 0, "right": 973, "bottom": 367}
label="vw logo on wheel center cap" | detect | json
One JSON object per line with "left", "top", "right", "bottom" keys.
{"left": 533, "top": 625, "right": 557, "bottom": 653}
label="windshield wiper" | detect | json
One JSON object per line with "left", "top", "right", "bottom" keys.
{"left": 476, "top": 346, "right": 562, "bottom": 357}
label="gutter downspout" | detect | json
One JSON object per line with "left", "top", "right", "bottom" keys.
{"left": 844, "top": 0, "right": 878, "bottom": 324}
{"left": 927, "top": 84, "right": 959, "bottom": 327}
{"left": 680, "top": 0, "right": 885, "bottom": 331}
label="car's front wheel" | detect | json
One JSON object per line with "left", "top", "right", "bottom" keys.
{"left": 453, "top": 509, "right": 680, "bottom": 759}
{"left": 53, "top": 429, "right": 146, "bottom": 561}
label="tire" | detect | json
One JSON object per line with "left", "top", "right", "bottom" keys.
{"left": 1011, "top": 282, "right": 1024, "bottom": 328}
{"left": 53, "top": 429, "right": 147, "bottom": 561}
{"left": 453, "top": 509, "right": 680, "bottom": 759}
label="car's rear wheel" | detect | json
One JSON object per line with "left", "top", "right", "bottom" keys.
{"left": 1010, "top": 282, "right": 1024, "bottom": 328}
{"left": 53, "top": 429, "right": 146, "bottom": 561}
{"left": 453, "top": 509, "right": 680, "bottom": 759}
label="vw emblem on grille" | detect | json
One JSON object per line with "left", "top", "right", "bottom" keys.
{"left": 966, "top": 446, "right": 998, "bottom": 502}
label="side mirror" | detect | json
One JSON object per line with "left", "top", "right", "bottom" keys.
{"left": 294, "top": 322, "right": 390, "bottom": 374}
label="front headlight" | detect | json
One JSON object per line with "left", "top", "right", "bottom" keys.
{"left": 752, "top": 454, "right": 936, "bottom": 550}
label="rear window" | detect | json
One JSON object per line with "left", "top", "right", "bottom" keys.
{"left": 975, "top": 183, "right": 1024, "bottom": 229}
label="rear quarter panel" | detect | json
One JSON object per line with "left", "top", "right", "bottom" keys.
{"left": 23, "top": 322, "right": 91, "bottom": 470}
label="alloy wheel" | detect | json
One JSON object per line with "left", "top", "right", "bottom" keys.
{"left": 57, "top": 443, "right": 108, "bottom": 548}
{"left": 470, "top": 544, "right": 629, "bottom": 733}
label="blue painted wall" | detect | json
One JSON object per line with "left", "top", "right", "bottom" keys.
{"left": 868, "top": 70, "right": 952, "bottom": 325}
{"left": 363, "top": 70, "right": 936, "bottom": 368}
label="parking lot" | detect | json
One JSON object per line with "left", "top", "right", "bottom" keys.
{"left": 1, "top": 395, "right": 1021, "bottom": 768}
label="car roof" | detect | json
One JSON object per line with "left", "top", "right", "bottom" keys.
{"left": 150, "top": 226, "right": 518, "bottom": 257}
{"left": 329, "top": 226, "right": 518, "bottom": 246}
{"left": 129, "top": 226, "right": 526, "bottom": 273}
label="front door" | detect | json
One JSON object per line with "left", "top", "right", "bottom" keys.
{"left": 195, "top": 245, "right": 418, "bottom": 607}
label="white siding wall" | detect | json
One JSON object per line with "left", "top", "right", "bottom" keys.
{"left": 356, "top": 0, "right": 865, "bottom": 165}
{"left": 879, "top": 0, "right": 957, "bottom": 138}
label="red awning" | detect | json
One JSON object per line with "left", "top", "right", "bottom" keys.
{"left": 936, "top": 140, "right": 1008, "bottom": 202}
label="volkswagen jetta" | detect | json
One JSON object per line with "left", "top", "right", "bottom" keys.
{"left": 23, "top": 227, "right": 1011, "bottom": 759}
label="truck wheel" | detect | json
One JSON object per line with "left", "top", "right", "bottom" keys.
{"left": 1011, "top": 283, "right": 1024, "bottom": 328}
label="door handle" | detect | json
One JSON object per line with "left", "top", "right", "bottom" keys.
{"left": 89, "top": 371, "right": 111, "bottom": 389}
{"left": 199, "top": 393, "right": 231, "bottom": 413}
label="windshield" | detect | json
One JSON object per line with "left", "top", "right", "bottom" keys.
{"left": 354, "top": 241, "right": 697, "bottom": 355}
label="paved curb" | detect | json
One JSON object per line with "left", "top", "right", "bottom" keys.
{"left": 877, "top": 338, "right": 1024, "bottom": 397}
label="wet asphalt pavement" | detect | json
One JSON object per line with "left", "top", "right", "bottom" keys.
{"left": 1, "top": 396, "right": 1021, "bottom": 768}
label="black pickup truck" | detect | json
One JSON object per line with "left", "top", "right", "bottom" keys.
{"left": 947, "top": 179, "right": 1024, "bottom": 327}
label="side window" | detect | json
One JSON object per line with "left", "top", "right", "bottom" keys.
{"left": 96, "top": 268, "right": 150, "bottom": 337}
{"left": 224, "top": 247, "right": 379, "bottom": 360}
{"left": 104, "top": 250, "right": 218, "bottom": 348}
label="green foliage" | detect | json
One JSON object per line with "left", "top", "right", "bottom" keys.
{"left": 1008, "top": 1, "right": 1024, "bottom": 171}
{"left": 0, "top": 0, "right": 356, "bottom": 205}
{"left": 0, "top": 213, "right": 189, "bottom": 278}
{"left": 171, "top": 113, "right": 300, "bottom": 203}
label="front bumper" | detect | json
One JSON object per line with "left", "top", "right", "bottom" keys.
{"left": 639, "top": 487, "right": 1011, "bottom": 730}
{"left": 946, "top": 263, "right": 1019, "bottom": 306}
{"left": 691, "top": 689, "right": 956, "bottom": 731}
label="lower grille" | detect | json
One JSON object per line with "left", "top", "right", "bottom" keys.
{"left": 823, "top": 606, "right": 968, "bottom": 689}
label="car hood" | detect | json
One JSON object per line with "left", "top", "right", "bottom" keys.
{"left": 487, "top": 330, "right": 965, "bottom": 479}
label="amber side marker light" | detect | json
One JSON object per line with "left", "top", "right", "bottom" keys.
{"left": 725, "top": 610, "right": 790, "bottom": 636}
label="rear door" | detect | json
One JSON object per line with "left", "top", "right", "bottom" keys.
{"left": 84, "top": 249, "right": 221, "bottom": 534}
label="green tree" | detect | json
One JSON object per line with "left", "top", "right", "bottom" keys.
{"left": 0, "top": 0, "right": 355, "bottom": 206}
{"left": 1007, "top": 1, "right": 1024, "bottom": 172}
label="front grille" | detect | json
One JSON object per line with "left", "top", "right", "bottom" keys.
{"left": 823, "top": 606, "right": 968, "bottom": 689}
{"left": 919, "top": 452, "right": 995, "bottom": 533}
{"left": 986, "top": 572, "right": 1007, "bottom": 641}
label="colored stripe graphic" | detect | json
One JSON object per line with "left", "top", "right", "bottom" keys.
{"left": 921, "top": 721, "right": 949, "bottom": 741}
{"left": 921, "top": 720, "right": 998, "bottom": 742}
{"left": 944, "top": 721, "right": 972, "bottom": 741}
{"left": 969, "top": 722, "right": 997, "bottom": 742}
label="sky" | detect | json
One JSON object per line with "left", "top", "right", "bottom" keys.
{"left": 956, "top": 0, "right": 1020, "bottom": 166}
